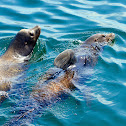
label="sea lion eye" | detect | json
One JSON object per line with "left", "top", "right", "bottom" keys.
{"left": 102, "top": 35, "right": 105, "bottom": 37}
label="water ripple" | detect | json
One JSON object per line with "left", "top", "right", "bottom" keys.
{"left": 0, "top": 0, "right": 126, "bottom": 125}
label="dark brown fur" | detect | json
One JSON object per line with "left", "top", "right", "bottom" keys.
{"left": 32, "top": 70, "right": 75, "bottom": 103}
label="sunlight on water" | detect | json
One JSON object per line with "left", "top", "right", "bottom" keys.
{"left": 0, "top": 0, "right": 126, "bottom": 126}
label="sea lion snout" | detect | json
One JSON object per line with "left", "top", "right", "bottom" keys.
{"left": 29, "top": 25, "right": 41, "bottom": 40}
{"left": 106, "top": 33, "right": 115, "bottom": 42}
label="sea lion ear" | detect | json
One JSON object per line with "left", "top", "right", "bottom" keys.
{"left": 54, "top": 49, "right": 76, "bottom": 70}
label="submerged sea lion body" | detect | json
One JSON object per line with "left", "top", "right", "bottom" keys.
{"left": 33, "top": 33, "right": 115, "bottom": 105}
{"left": 32, "top": 69, "right": 75, "bottom": 106}
{"left": 0, "top": 26, "right": 41, "bottom": 102}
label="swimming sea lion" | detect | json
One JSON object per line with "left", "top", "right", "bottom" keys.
{"left": 33, "top": 33, "right": 115, "bottom": 105}
{"left": 54, "top": 33, "right": 115, "bottom": 70}
{"left": 0, "top": 26, "right": 41, "bottom": 102}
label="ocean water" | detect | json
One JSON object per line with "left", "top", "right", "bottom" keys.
{"left": 0, "top": 0, "right": 126, "bottom": 126}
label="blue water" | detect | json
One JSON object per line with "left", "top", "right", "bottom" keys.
{"left": 0, "top": 0, "right": 126, "bottom": 125}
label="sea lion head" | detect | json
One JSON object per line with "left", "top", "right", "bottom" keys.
{"left": 9, "top": 25, "right": 41, "bottom": 56}
{"left": 85, "top": 33, "right": 115, "bottom": 44}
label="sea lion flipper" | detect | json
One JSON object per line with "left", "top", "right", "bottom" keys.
{"left": 54, "top": 49, "right": 76, "bottom": 70}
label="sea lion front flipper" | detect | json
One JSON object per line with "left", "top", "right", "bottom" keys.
{"left": 54, "top": 49, "right": 76, "bottom": 70}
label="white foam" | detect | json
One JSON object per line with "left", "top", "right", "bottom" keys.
{"left": 0, "top": 91, "right": 8, "bottom": 97}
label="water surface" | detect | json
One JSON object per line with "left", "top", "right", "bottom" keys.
{"left": 0, "top": 0, "right": 126, "bottom": 126}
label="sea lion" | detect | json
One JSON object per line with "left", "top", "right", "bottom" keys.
{"left": 33, "top": 33, "right": 115, "bottom": 105}
{"left": 54, "top": 33, "right": 115, "bottom": 70}
{"left": 0, "top": 26, "right": 41, "bottom": 102}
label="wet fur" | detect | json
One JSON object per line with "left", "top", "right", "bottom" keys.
{"left": 0, "top": 26, "right": 41, "bottom": 102}
{"left": 33, "top": 33, "right": 115, "bottom": 105}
